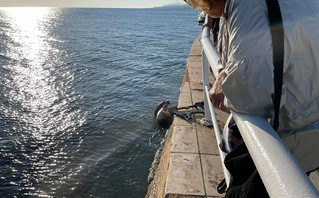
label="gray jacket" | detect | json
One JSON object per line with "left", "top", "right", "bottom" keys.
{"left": 218, "top": 0, "right": 319, "bottom": 171}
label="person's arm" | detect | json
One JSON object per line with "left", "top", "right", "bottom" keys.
{"left": 210, "top": 0, "right": 274, "bottom": 116}
{"left": 209, "top": 69, "right": 227, "bottom": 111}
{"left": 202, "top": 15, "right": 212, "bottom": 30}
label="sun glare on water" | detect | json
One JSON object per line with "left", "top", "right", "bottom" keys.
{"left": 0, "top": 7, "right": 83, "bottom": 142}
{"left": 1, "top": 7, "right": 61, "bottom": 133}
{"left": 2, "top": 7, "right": 53, "bottom": 62}
{"left": 0, "top": 7, "right": 87, "bottom": 197}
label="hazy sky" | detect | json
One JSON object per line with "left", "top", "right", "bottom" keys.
{"left": 0, "top": 0, "right": 186, "bottom": 8}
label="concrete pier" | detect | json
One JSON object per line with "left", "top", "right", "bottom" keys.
{"left": 146, "top": 35, "right": 228, "bottom": 198}
{"left": 145, "top": 35, "right": 319, "bottom": 198}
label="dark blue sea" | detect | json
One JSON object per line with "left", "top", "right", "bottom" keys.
{"left": 0, "top": 7, "right": 200, "bottom": 197}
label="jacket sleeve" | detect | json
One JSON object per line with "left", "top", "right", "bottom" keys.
{"left": 221, "top": 0, "right": 277, "bottom": 117}
{"left": 222, "top": 57, "right": 275, "bottom": 117}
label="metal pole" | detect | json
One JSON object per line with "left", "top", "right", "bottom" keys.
{"left": 202, "top": 50, "right": 212, "bottom": 122}
{"left": 232, "top": 112, "right": 319, "bottom": 198}
{"left": 204, "top": 85, "right": 231, "bottom": 186}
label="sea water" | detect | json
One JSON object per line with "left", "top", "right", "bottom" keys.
{"left": 0, "top": 7, "right": 200, "bottom": 197}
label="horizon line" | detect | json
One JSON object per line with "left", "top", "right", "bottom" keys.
{"left": 0, "top": 3, "right": 188, "bottom": 9}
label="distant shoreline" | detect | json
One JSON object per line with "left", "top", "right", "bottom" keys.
{"left": 153, "top": 3, "right": 190, "bottom": 9}
{"left": 0, "top": 6, "right": 192, "bottom": 9}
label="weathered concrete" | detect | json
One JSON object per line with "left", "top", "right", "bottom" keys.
{"left": 171, "top": 126, "right": 198, "bottom": 153}
{"left": 165, "top": 153, "right": 205, "bottom": 196}
{"left": 146, "top": 35, "right": 227, "bottom": 198}
{"left": 201, "top": 155, "right": 225, "bottom": 197}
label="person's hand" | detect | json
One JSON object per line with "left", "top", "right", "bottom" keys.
{"left": 202, "top": 15, "right": 212, "bottom": 30}
{"left": 209, "top": 69, "right": 227, "bottom": 111}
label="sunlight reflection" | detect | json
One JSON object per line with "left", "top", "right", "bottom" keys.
{"left": 2, "top": 8, "right": 59, "bottom": 138}
{"left": 1, "top": 7, "right": 85, "bottom": 141}
{"left": 3, "top": 7, "right": 52, "bottom": 66}
{"left": 1, "top": 7, "right": 87, "bottom": 196}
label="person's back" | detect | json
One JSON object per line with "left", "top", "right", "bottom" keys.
{"left": 278, "top": 0, "right": 319, "bottom": 131}
{"left": 271, "top": 0, "right": 319, "bottom": 172}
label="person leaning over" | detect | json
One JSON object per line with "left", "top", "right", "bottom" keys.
{"left": 184, "top": 0, "right": 319, "bottom": 180}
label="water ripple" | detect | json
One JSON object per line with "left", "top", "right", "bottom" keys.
{"left": 0, "top": 7, "right": 200, "bottom": 197}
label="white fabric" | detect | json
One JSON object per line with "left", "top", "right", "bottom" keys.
{"left": 222, "top": 115, "right": 244, "bottom": 153}
{"left": 218, "top": 0, "right": 319, "bottom": 171}
{"left": 222, "top": 115, "right": 233, "bottom": 153}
